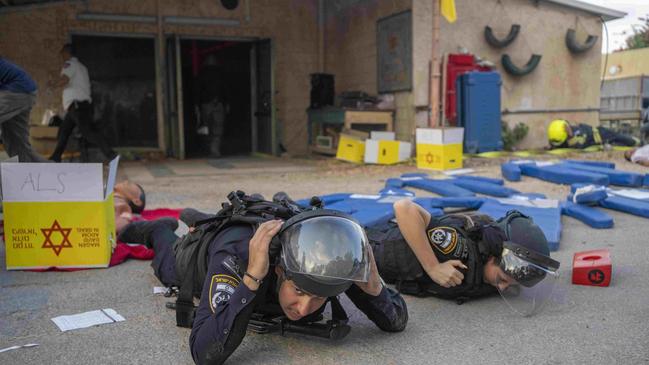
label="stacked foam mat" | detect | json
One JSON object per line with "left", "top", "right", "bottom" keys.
{"left": 298, "top": 172, "right": 564, "bottom": 251}
{"left": 296, "top": 161, "right": 648, "bottom": 252}
{"left": 502, "top": 159, "right": 649, "bottom": 229}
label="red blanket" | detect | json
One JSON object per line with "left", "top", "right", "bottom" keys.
{"left": 3, "top": 208, "right": 182, "bottom": 272}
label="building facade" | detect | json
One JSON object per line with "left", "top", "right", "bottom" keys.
{"left": 0, "top": 0, "right": 624, "bottom": 156}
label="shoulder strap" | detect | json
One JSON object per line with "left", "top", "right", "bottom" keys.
{"left": 329, "top": 296, "right": 348, "bottom": 323}
{"left": 175, "top": 241, "right": 201, "bottom": 328}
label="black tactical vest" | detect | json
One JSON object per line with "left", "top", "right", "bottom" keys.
{"left": 367, "top": 213, "right": 498, "bottom": 303}
{"left": 172, "top": 191, "right": 309, "bottom": 327}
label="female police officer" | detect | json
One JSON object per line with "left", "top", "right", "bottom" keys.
{"left": 367, "top": 198, "right": 560, "bottom": 316}
{"left": 119, "top": 206, "right": 408, "bottom": 365}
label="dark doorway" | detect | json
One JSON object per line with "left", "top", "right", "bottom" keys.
{"left": 254, "top": 39, "right": 274, "bottom": 155}
{"left": 72, "top": 35, "right": 158, "bottom": 148}
{"left": 178, "top": 40, "right": 252, "bottom": 158}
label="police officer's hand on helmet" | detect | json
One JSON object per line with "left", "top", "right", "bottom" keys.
{"left": 427, "top": 260, "right": 468, "bottom": 288}
{"left": 245, "top": 219, "right": 283, "bottom": 290}
{"left": 353, "top": 248, "right": 383, "bottom": 296}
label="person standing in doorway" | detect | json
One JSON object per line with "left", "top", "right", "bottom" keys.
{"left": 198, "top": 54, "right": 228, "bottom": 158}
{"left": 48, "top": 43, "right": 117, "bottom": 162}
{"left": 0, "top": 56, "right": 47, "bottom": 162}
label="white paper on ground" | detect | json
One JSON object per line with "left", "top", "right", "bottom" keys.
{"left": 0, "top": 343, "right": 38, "bottom": 353}
{"left": 153, "top": 286, "right": 167, "bottom": 294}
{"left": 51, "top": 308, "right": 125, "bottom": 332}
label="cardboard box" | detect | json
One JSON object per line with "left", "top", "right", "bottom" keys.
{"left": 416, "top": 128, "right": 464, "bottom": 170}
{"left": 336, "top": 134, "right": 365, "bottom": 163}
{"left": 370, "top": 131, "right": 395, "bottom": 141}
{"left": 2, "top": 157, "right": 119, "bottom": 270}
{"left": 364, "top": 139, "right": 411, "bottom": 165}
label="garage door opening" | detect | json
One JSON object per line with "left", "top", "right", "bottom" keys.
{"left": 166, "top": 37, "right": 274, "bottom": 159}
{"left": 72, "top": 35, "right": 158, "bottom": 148}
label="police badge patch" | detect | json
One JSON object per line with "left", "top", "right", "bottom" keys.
{"left": 427, "top": 226, "right": 458, "bottom": 255}
{"left": 209, "top": 274, "right": 240, "bottom": 313}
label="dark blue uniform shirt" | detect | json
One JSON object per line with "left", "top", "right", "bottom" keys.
{"left": 0, "top": 58, "right": 37, "bottom": 94}
{"left": 189, "top": 225, "right": 408, "bottom": 365}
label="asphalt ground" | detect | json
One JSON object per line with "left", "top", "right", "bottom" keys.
{"left": 1, "top": 157, "right": 648, "bottom": 364}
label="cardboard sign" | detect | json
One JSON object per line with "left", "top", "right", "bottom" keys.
{"left": 1, "top": 163, "right": 103, "bottom": 202}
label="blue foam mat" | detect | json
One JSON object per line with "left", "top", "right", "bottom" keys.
{"left": 519, "top": 164, "right": 610, "bottom": 186}
{"left": 451, "top": 178, "right": 519, "bottom": 197}
{"left": 600, "top": 195, "right": 649, "bottom": 219}
{"left": 323, "top": 197, "right": 396, "bottom": 227}
{"left": 402, "top": 178, "right": 476, "bottom": 197}
{"left": 401, "top": 173, "right": 428, "bottom": 178}
{"left": 379, "top": 187, "right": 415, "bottom": 197}
{"left": 565, "top": 160, "right": 615, "bottom": 169}
{"left": 421, "top": 197, "right": 486, "bottom": 209}
{"left": 501, "top": 162, "right": 522, "bottom": 181}
{"left": 564, "top": 162, "right": 643, "bottom": 187}
{"left": 567, "top": 189, "right": 608, "bottom": 205}
{"left": 478, "top": 200, "right": 562, "bottom": 251}
{"left": 385, "top": 178, "right": 405, "bottom": 188}
{"left": 411, "top": 198, "right": 445, "bottom": 216}
{"left": 561, "top": 201, "right": 613, "bottom": 229}
{"left": 455, "top": 175, "right": 504, "bottom": 185}
{"left": 570, "top": 183, "right": 597, "bottom": 193}
{"left": 513, "top": 193, "right": 547, "bottom": 199}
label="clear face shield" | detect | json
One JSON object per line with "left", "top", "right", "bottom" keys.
{"left": 496, "top": 242, "right": 561, "bottom": 317}
{"left": 279, "top": 215, "right": 371, "bottom": 283}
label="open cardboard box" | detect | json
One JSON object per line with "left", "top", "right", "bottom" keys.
{"left": 2, "top": 157, "right": 119, "bottom": 270}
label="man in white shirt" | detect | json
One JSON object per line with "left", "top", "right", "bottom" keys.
{"left": 624, "top": 145, "right": 649, "bottom": 167}
{"left": 48, "top": 43, "right": 116, "bottom": 162}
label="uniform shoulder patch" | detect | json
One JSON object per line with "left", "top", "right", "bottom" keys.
{"left": 427, "top": 226, "right": 458, "bottom": 255}
{"left": 208, "top": 274, "right": 240, "bottom": 313}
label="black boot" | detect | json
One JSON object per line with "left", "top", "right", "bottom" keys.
{"left": 117, "top": 218, "right": 178, "bottom": 247}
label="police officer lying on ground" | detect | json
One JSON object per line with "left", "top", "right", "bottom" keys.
{"left": 118, "top": 192, "right": 408, "bottom": 365}
{"left": 367, "top": 199, "right": 560, "bottom": 316}
{"left": 547, "top": 119, "right": 638, "bottom": 149}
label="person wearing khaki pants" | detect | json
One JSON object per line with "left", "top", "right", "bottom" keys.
{"left": 0, "top": 56, "right": 47, "bottom": 162}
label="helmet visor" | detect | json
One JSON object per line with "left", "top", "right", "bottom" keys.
{"left": 497, "top": 249, "right": 560, "bottom": 316}
{"left": 280, "top": 216, "right": 371, "bottom": 282}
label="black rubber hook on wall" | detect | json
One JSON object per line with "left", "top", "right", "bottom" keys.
{"left": 565, "top": 29, "right": 598, "bottom": 54}
{"left": 501, "top": 54, "right": 542, "bottom": 76}
{"left": 484, "top": 24, "right": 521, "bottom": 48}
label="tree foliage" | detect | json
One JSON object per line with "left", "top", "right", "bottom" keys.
{"left": 623, "top": 15, "right": 649, "bottom": 50}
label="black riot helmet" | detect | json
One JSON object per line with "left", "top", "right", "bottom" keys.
{"left": 494, "top": 210, "right": 561, "bottom": 316}
{"left": 275, "top": 209, "right": 371, "bottom": 298}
